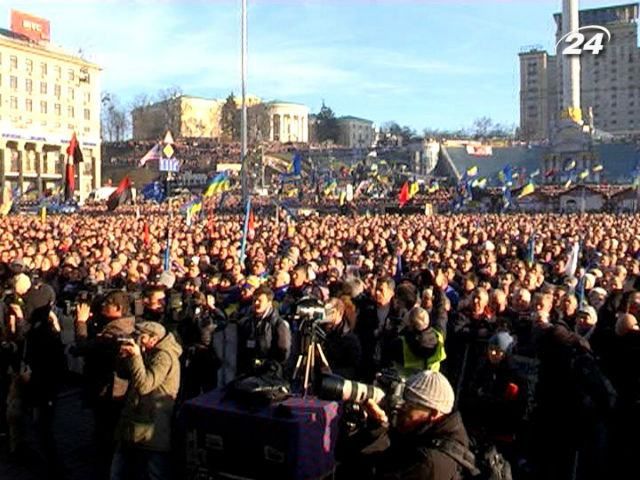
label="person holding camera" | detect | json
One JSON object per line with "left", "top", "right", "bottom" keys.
{"left": 362, "top": 370, "right": 471, "bottom": 480}
{"left": 236, "top": 285, "right": 291, "bottom": 377}
{"left": 72, "top": 291, "right": 136, "bottom": 478}
{"left": 111, "top": 321, "right": 182, "bottom": 480}
{"left": 179, "top": 292, "right": 227, "bottom": 399}
{"left": 322, "top": 297, "right": 362, "bottom": 380}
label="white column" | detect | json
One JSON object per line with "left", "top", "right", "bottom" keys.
{"left": 269, "top": 115, "right": 275, "bottom": 141}
{"left": 302, "top": 116, "right": 308, "bottom": 143}
{"left": 279, "top": 113, "right": 285, "bottom": 142}
{"left": 562, "top": 0, "right": 581, "bottom": 112}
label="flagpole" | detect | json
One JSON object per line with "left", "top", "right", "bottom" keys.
{"left": 240, "top": 0, "right": 249, "bottom": 203}
{"left": 239, "top": 197, "right": 251, "bottom": 268}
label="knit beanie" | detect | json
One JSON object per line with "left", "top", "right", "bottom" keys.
{"left": 403, "top": 371, "right": 455, "bottom": 414}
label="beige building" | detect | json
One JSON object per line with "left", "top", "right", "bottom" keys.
{"left": 337, "top": 116, "right": 374, "bottom": 148}
{"left": 133, "top": 96, "right": 310, "bottom": 144}
{"left": 132, "top": 95, "right": 224, "bottom": 140}
{"left": 520, "top": 3, "right": 640, "bottom": 140}
{"left": 0, "top": 29, "right": 102, "bottom": 201}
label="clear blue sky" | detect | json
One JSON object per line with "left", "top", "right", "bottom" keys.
{"left": 5, "top": 0, "right": 630, "bottom": 131}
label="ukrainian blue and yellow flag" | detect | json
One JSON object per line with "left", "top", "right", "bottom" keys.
{"left": 203, "top": 172, "right": 231, "bottom": 197}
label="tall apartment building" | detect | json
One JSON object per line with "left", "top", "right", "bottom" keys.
{"left": 0, "top": 11, "right": 101, "bottom": 201}
{"left": 520, "top": 3, "right": 640, "bottom": 141}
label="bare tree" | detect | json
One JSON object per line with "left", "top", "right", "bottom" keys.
{"left": 101, "top": 92, "right": 130, "bottom": 141}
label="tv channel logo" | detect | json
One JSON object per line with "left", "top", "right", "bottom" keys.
{"left": 556, "top": 25, "right": 612, "bottom": 56}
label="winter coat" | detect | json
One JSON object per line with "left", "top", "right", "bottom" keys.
{"left": 237, "top": 307, "right": 291, "bottom": 376}
{"left": 73, "top": 316, "right": 136, "bottom": 403}
{"left": 374, "top": 412, "right": 470, "bottom": 480}
{"left": 116, "top": 332, "right": 182, "bottom": 452}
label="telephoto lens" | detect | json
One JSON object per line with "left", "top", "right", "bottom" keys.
{"left": 319, "top": 375, "right": 385, "bottom": 405}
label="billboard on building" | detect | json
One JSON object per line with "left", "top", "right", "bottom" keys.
{"left": 10, "top": 10, "right": 50, "bottom": 42}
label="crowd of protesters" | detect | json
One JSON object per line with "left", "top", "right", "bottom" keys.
{"left": 1, "top": 203, "right": 639, "bottom": 479}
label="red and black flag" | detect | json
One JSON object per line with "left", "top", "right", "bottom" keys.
{"left": 64, "top": 132, "right": 84, "bottom": 201}
{"left": 107, "top": 176, "right": 132, "bottom": 211}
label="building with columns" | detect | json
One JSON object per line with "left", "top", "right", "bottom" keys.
{"left": 265, "top": 101, "right": 309, "bottom": 143}
{"left": 0, "top": 15, "right": 102, "bottom": 202}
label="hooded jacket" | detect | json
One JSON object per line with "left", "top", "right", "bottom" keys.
{"left": 116, "top": 332, "right": 182, "bottom": 452}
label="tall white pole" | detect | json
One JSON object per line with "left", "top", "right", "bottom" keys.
{"left": 241, "top": 0, "right": 249, "bottom": 202}
{"left": 562, "top": 0, "right": 581, "bottom": 114}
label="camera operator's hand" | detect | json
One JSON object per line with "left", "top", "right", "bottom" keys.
{"left": 49, "top": 311, "right": 61, "bottom": 332}
{"left": 120, "top": 340, "right": 141, "bottom": 358}
{"left": 76, "top": 303, "right": 92, "bottom": 324}
{"left": 364, "top": 399, "right": 389, "bottom": 426}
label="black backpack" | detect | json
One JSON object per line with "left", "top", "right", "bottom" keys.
{"left": 423, "top": 437, "right": 512, "bottom": 480}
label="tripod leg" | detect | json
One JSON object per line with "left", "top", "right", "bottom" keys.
{"left": 316, "top": 344, "right": 332, "bottom": 374}
{"left": 303, "top": 344, "right": 314, "bottom": 397}
{"left": 292, "top": 353, "right": 305, "bottom": 383}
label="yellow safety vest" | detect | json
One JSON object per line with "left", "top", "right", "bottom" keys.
{"left": 397, "top": 328, "right": 446, "bottom": 376}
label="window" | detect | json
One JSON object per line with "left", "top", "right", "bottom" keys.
{"left": 54, "top": 85, "right": 61, "bottom": 98}
{"left": 40, "top": 62, "right": 47, "bottom": 76}
{"left": 68, "top": 106, "right": 74, "bottom": 118}
{"left": 40, "top": 82, "right": 47, "bottom": 95}
{"left": 10, "top": 55, "right": 17, "bottom": 70}
{"left": 84, "top": 91, "right": 91, "bottom": 103}
{"left": 40, "top": 101, "right": 47, "bottom": 114}
{"left": 10, "top": 76, "right": 17, "bottom": 90}
{"left": 68, "top": 69, "right": 75, "bottom": 82}
{"left": 26, "top": 79, "right": 32, "bottom": 93}
{"left": 68, "top": 87, "right": 75, "bottom": 101}
{"left": 10, "top": 96, "right": 18, "bottom": 109}
{"left": 54, "top": 103, "right": 61, "bottom": 116}
{"left": 25, "top": 59, "right": 33, "bottom": 74}
{"left": 84, "top": 109, "right": 90, "bottom": 121}
{"left": 26, "top": 99, "right": 32, "bottom": 112}
{"left": 55, "top": 66, "right": 61, "bottom": 79}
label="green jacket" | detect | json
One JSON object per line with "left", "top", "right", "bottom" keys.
{"left": 116, "top": 332, "right": 182, "bottom": 452}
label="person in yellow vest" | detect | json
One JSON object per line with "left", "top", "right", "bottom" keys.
{"left": 395, "top": 306, "right": 447, "bottom": 376}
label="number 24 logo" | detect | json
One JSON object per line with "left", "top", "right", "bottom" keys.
{"left": 557, "top": 26, "right": 611, "bottom": 56}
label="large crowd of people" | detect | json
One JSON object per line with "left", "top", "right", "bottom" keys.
{"left": 1, "top": 203, "right": 639, "bottom": 479}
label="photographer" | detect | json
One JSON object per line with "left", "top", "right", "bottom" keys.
{"left": 322, "top": 297, "right": 362, "bottom": 380}
{"left": 359, "top": 370, "right": 471, "bottom": 480}
{"left": 112, "top": 321, "right": 182, "bottom": 480}
{"left": 237, "top": 285, "right": 291, "bottom": 377}
{"left": 72, "top": 291, "right": 136, "bottom": 477}
{"left": 179, "top": 292, "right": 227, "bottom": 400}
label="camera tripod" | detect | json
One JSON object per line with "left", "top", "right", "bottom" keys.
{"left": 291, "top": 321, "right": 332, "bottom": 397}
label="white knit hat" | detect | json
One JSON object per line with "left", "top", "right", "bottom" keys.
{"left": 403, "top": 371, "right": 455, "bottom": 414}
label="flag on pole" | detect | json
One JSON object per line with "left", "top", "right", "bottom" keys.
{"left": 239, "top": 198, "right": 252, "bottom": 267}
{"left": 564, "top": 178, "right": 573, "bottom": 189}
{"left": 339, "top": 190, "right": 347, "bottom": 207}
{"left": 247, "top": 207, "right": 256, "bottom": 241}
{"left": 592, "top": 164, "right": 603, "bottom": 173}
{"left": 498, "top": 165, "right": 513, "bottom": 185}
{"left": 203, "top": 172, "right": 230, "bottom": 197}
{"left": 409, "top": 181, "right": 419, "bottom": 199}
{"left": 517, "top": 182, "right": 536, "bottom": 199}
{"left": 66, "top": 132, "right": 84, "bottom": 163}
{"left": 139, "top": 144, "right": 161, "bottom": 167}
{"left": 40, "top": 206, "right": 46, "bottom": 223}
{"left": 292, "top": 152, "right": 302, "bottom": 176}
{"left": 530, "top": 169, "right": 541, "bottom": 179}
{"left": 107, "top": 176, "right": 132, "bottom": 211}
{"left": 163, "top": 232, "right": 172, "bottom": 272}
{"left": 579, "top": 169, "right": 590, "bottom": 180}
{"left": 466, "top": 165, "right": 478, "bottom": 177}
{"left": 564, "top": 159, "right": 577, "bottom": 171}
{"left": 398, "top": 182, "right": 410, "bottom": 207}
{"left": 565, "top": 242, "right": 580, "bottom": 277}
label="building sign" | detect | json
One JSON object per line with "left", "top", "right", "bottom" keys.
{"left": 10, "top": 10, "right": 51, "bottom": 43}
